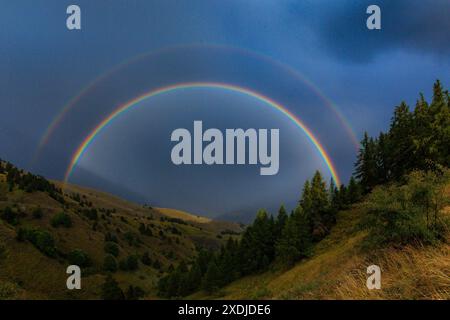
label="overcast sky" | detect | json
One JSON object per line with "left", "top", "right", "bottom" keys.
{"left": 1, "top": 0, "right": 449, "bottom": 220}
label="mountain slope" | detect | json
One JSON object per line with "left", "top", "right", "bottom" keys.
{"left": 191, "top": 184, "right": 450, "bottom": 300}
{"left": 0, "top": 164, "right": 243, "bottom": 299}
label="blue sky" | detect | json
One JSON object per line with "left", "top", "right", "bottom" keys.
{"left": 1, "top": 1, "right": 449, "bottom": 220}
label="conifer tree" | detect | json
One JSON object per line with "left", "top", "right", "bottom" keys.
{"left": 275, "top": 205, "right": 288, "bottom": 240}
{"left": 309, "top": 171, "right": 331, "bottom": 240}
{"left": 202, "top": 259, "right": 221, "bottom": 293}
{"left": 275, "top": 206, "right": 312, "bottom": 266}
{"left": 355, "top": 132, "right": 379, "bottom": 192}
{"left": 388, "top": 101, "right": 414, "bottom": 180}
{"left": 238, "top": 209, "right": 275, "bottom": 274}
{"left": 101, "top": 275, "right": 124, "bottom": 300}
{"left": 346, "top": 176, "right": 362, "bottom": 204}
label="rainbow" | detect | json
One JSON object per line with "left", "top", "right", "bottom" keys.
{"left": 36, "top": 44, "right": 358, "bottom": 164}
{"left": 64, "top": 82, "right": 341, "bottom": 187}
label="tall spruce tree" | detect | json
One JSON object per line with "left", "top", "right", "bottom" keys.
{"left": 202, "top": 259, "right": 221, "bottom": 293}
{"left": 355, "top": 132, "right": 379, "bottom": 192}
{"left": 275, "top": 205, "right": 288, "bottom": 240}
{"left": 309, "top": 171, "right": 331, "bottom": 240}
{"left": 238, "top": 209, "right": 276, "bottom": 274}
{"left": 275, "top": 206, "right": 312, "bottom": 266}
{"left": 389, "top": 101, "right": 414, "bottom": 180}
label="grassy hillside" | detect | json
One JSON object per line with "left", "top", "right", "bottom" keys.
{"left": 191, "top": 183, "right": 450, "bottom": 300}
{"left": 0, "top": 164, "right": 243, "bottom": 299}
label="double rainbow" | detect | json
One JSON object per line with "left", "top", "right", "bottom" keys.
{"left": 36, "top": 44, "right": 359, "bottom": 163}
{"left": 64, "top": 82, "right": 341, "bottom": 187}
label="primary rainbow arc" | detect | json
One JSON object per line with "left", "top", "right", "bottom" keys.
{"left": 64, "top": 82, "right": 341, "bottom": 187}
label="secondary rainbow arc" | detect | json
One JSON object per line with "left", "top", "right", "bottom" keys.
{"left": 64, "top": 82, "right": 341, "bottom": 187}
{"left": 36, "top": 44, "right": 358, "bottom": 164}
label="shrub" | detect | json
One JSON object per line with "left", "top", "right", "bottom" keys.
{"left": 0, "top": 245, "right": 6, "bottom": 261}
{"left": 68, "top": 249, "right": 91, "bottom": 267}
{"left": 1, "top": 207, "right": 18, "bottom": 225}
{"left": 124, "top": 231, "right": 139, "bottom": 247}
{"left": 103, "top": 254, "right": 118, "bottom": 272}
{"left": 362, "top": 170, "right": 449, "bottom": 247}
{"left": 32, "top": 207, "right": 43, "bottom": 219}
{"left": 101, "top": 275, "right": 124, "bottom": 300}
{"left": 50, "top": 212, "right": 72, "bottom": 228}
{"left": 0, "top": 281, "right": 21, "bottom": 300}
{"left": 104, "top": 241, "right": 119, "bottom": 257}
{"left": 125, "top": 285, "right": 145, "bottom": 300}
{"left": 119, "top": 255, "right": 139, "bottom": 271}
{"left": 139, "top": 223, "right": 153, "bottom": 236}
{"left": 104, "top": 232, "right": 118, "bottom": 243}
{"left": 141, "top": 252, "right": 152, "bottom": 266}
{"left": 84, "top": 208, "right": 98, "bottom": 221}
{"left": 153, "top": 259, "right": 161, "bottom": 270}
{"left": 16, "top": 227, "right": 57, "bottom": 257}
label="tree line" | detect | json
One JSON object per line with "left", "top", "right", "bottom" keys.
{"left": 158, "top": 80, "right": 449, "bottom": 298}
{"left": 355, "top": 80, "right": 449, "bottom": 193}
{"left": 158, "top": 170, "right": 360, "bottom": 297}
{"left": 0, "top": 160, "right": 64, "bottom": 203}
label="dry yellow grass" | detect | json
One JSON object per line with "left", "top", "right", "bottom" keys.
{"left": 212, "top": 199, "right": 450, "bottom": 300}
{"left": 157, "top": 208, "right": 211, "bottom": 223}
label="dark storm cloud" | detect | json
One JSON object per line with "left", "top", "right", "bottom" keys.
{"left": 291, "top": 0, "right": 450, "bottom": 63}
{"left": 1, "top": 1, "right": 449, "bottom": 218}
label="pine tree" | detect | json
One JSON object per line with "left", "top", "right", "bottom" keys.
{"left": 299, "top": 180, "right": 312, "bottom": 214}
{"left": 141, "top": 251, "right": 152, "bottom": 266}
{"left": 103, "top": 254, "right": 118, "bottom": 272}
{"left": 238, "top": 209, "right": 275, "bottom": 274}
{"left": 388, "top": 101, "right": 414, "bottom": 180}
{"left": 275, "top": 205, "right": 288, "bottom": 240}
{"left": 429, "top": 80, "right": 450, "bottom": 167}
{"left": 217, "top": 237, "right": 239, "bottom": 284}
{"left": 355, "top": 132, "right": 380, "bottom": 192}
{"left": 202, "top": 259, "right": 221, "bottom": 294}
{"left": 309, "top": 171, "right": 331, "bottom": 240}
{"left": 376, "top": 132, "right": 391, "bottom": 183}
{"left": 346, "top": 176, "right": 362, "bottom": 204}
{"left": 175, "top": 261, "right": 190, "bottom": 297}
{"left": 275, "top": 206, "right": 312, "bottom": 266}
{"left": 101, "top": 275, "right": 124, "bottom": 300}
{"left": 186, "top": 261, "right": 202, "bottom": 293}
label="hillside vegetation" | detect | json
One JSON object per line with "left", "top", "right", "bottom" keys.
{"left": 1, "top": 80, "right": 449, "bottom": 300}
{"left": 0, "top": 164, "right": 242, "bottom": 299}
{"left": 193, "top": 180, "right": 449, "bottom": 300}
{"left": 161, "top": 80, "right": 450, "bottom": 300}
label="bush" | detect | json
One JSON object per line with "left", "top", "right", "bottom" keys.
{"left": 152, "top": 259, "right": 161, "bottom": 270}
{"left": 362, "top": 170, "right": 449, "bottom": 247}
{"left": 139, "top": 223, "right": 153, "bottom": 236}
{"left": 104, "top": 232, "right": 118, "bottom": 243}
{"left": 141, "top": 252, "right": 152, "bottom": 266}
{"left": 32, "top": 207, "right": 43, "bottom": 219}
{"left": 0, "top": 282, "right": 21, "bottom": 300}
{"left": 101, "top": 275, "right": 124, "bottom": 300}
{"left": 103, "top": 254, "right": 118, "bottom": 272}
{"left": 104, "top": 241, "right": 119, "bottom": 257}
{"left": 1, "top": 207, "right": 18, "bottom": 225}
{"left": 0, "top": 245, "right": 6, "bottom": 261}
{"left": 16, "top": 227, "right": 57, "bottom": 257}
{"left": 124, "top": 231, "right": 139, "bottom": 246}
{"left": 125, "top": 285, "right": 145, "bottom": 300}
{"left": 68, "top": 249, "right": 91, "bottom": 267}
{"left": 119, "top": 255, "right": 139, "bottom": 271}
{"left": 84, "top": 208, "right": 98, "bottom": 221}
{"left": 50, "top": 212, "right": 72, "bottom": 228}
